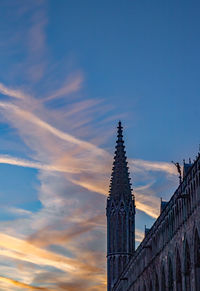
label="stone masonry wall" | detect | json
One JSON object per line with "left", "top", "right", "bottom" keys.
{"left": 113, "top": 155, "right": 200, "bottom": 291}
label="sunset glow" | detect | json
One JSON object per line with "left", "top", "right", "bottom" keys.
{"left": 0, "top": 1, "right": 199, "bottom": 290}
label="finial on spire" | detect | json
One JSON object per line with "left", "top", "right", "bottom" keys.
{"left": 117, "top": 121, "right": 123, "bottom": 142}
{"left": 118, "top": 120, "right": 122, "bottom": 132}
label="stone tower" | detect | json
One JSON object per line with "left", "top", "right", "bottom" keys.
{"left": 106, "top": 121, "right": 135, "bottom": 291}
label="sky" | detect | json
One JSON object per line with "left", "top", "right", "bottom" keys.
{"left": 0, "top": 0, "right": 199, "bottom": 290}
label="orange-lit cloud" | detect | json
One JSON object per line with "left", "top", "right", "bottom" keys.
{"left": 0, "top": 154, "right": 85, "bottom": 174}
{"left": 135, "top": 195, "right": 160, "bottom": 218}
{"left": 0, "top": 101, "right": 106, "bottom": 156}
{"left": 0, "top": 276, "right": 49, "bottom": 290}
{"left": 0, "top": 77, "right": 178, "bottom": 291}
{"left": 0, "top": 233, "right": 101, "bottom": 275}
{"left": 28, "top": 214, "right": 105, "bottom": 247}
{"left": 135, "top": 229, "right": 144, "bottom": 242}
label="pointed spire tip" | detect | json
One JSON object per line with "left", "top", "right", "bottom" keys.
{"left": 117, "top": 120, "right": 123, "bottom": 140}
{"left": 118, "top": 120, "right": 122, "bottom": 131}
{"left": 109, "top": 121, "right": 133, "bottom": 200}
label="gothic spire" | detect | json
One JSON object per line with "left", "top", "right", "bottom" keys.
{"left": 109, "top": 121, "right": 132, "bottom": 200}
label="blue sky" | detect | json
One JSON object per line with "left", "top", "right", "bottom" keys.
{"left": 0, "top": 0, "right": 199, "bottom": 290}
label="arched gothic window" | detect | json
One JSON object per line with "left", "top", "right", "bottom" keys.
{"left": 199, "top": 172, "right": 200, "bottom": 190}
{"left": 168, "top": 257, "right": 174, "bottom": 290}
{"left": 113, "top": 256, "right": 116, "bottom": 283}
{"left": 109, "top": 257, "right": 113, "bottom": 287}
{"left": 176, "top": 250, "right": 182, "bottom": 291}
{"left": 188, "top": 189, "right": 191, "bottom": 215}
{"left": 110, "top": 213, "right": 114, "bottom": 253}
{"left": 129, "top": 217, "right": 133, "bottom": 252}
{"left": 118, "top": 211, "right": 123, "bottom": 252}
{"left": 184, "top": 240, "right": 191, "bottom": 291}
{"left": 118, "top": 256, "right": 122, "bottom": 276}
{"left": 123, "top": 255, "right": 127, "bottom": 270}
{"left": 194, "top": 230, "right": 200, "bottom": 291}
{"left": 123, "top": 211, "right": 126, "bottom": 249}
{"left": 161, "top": 266, "right": 166, "bottom": 291}
{"left": 149, "top": 279, "right": 153, "bottom": 291}
{"left": 155, "top": 272, "right": 159, "bottom": 291}
{"left": 179, "top": 200, "right": 181, "bottom": 222}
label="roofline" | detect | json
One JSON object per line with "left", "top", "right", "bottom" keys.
{"left": 113, "top": 152, "right": 200, "bottom": 290}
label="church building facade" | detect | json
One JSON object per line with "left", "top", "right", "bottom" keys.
{"left": 106, "top": 122, "right": 200, "bottom": 291}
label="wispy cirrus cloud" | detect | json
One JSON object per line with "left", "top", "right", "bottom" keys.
{"left": 0, "top": 80, "right": 175, "bottom": 290}
{"left": 130, "top": 159, "right": 177, "bottom": 175}
{"left": 43, "top": 72, "right": 84, "bottom": 102}
{"left": 0, "top": 276, "right": 49, "bottom": 290}
{"left": 0, "top": 92, "right": 176, "bottom": 217}
{"left": 0, "top": 101, "right": 107, "bottom": 156}
{"left": 0, "top": 2, "right": 110, "bottom": 289}
{"left": 27, "top": 214, "right": 105, "bottom": 247}
{"left": 135, "top": 229, "right": 144, "bottom": 243}
{"left": 0, "top": 83, "right": 28, "bottom": 99}
{"left": 0, "top": 75, "right": 177, "bottom": 290}
{"left": 135, "top": 192, "right": 160, "bottom": 218}
{"left": 0, "top": 232, "right": 101, "bottom": 275}
{"left": 0, "top": 2, "right": 181, "bottom": 290}
{"left": 0, "top": 154, "right": 80, "bottom": 174}
{"left": 25, "top": 3, "right": 48, "bottom": 82}
{"left": 0, "top": 80, "right": 109, "bottom": 289}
